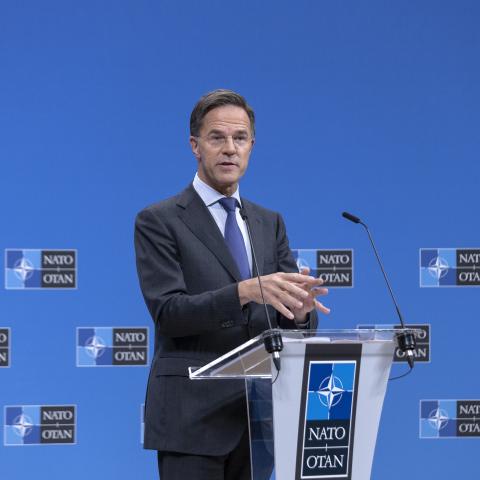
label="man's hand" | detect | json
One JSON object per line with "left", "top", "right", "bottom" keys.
{"left": 238, "top": 269, "right": 330, "bottom": 320}
{"left": 290, "top": 267, "right": 330, "bottom": 323}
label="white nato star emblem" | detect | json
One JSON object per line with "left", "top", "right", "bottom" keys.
{"left": 13, "top": 258, "right": 34, "bottom": 281}
{"left": 428, "top": 256, "right": 449, "bottom": 280}
{"left": 13, "top": 414, "right": 33, "bottom": 438}
{"left": 428, "top": 408, "right": 449, "bottom": 430}
{"left": 317, "top": 374, "right": 345, "bottom": 409}
{"left": 296, "top": 257, "right": 310, "bottom": 272}
{"left": 85, "top": 335, "right": 106, "bottom": 359}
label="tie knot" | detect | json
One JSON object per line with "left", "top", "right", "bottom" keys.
{"left": 218, "top": 197, "right": 239, "bottom": 213}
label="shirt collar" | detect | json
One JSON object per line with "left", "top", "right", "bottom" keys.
{"left": 193, "top": 173, "right": 242, "bottom": 207}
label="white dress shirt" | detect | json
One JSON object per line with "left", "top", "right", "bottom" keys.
{"left": 193, "top": 173, "right": 311, "bottom": 325}
{"left": 192, "top": 173, "right": 253, "bottom": 276}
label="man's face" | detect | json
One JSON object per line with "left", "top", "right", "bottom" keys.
{"left": 190, "top": 105, "right": 254, "bottom": 195}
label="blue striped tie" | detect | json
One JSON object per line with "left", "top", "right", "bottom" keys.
{"left": 218, "top": 197, "right": 251, "bottom": 280}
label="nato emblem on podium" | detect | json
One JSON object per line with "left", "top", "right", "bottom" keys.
{"left": 296, "top": 344, "right": 361, "bottom": 479}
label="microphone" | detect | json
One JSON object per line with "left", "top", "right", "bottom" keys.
{"left": 239, "top": 207, "right": 283, "bottom": 372}
{"left": 342, "top": 211, "right": 417, "bottom": 369}
{"left": 341, "top": 212, "right": 361, "bottom": 224}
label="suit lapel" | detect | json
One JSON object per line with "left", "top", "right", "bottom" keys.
{"left": 177, "top": 185, "right": 242, "bottom": 281}
{"left": 241, "top": 199, "right": 265, "bottom": 277}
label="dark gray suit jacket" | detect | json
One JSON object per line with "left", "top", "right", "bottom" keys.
{"left": 134, "top": 184, "right": 317, "bottom": 454}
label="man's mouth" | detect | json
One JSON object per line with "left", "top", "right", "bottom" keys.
{"left": 218, "top": 161, "right": 237, "bottom": 167}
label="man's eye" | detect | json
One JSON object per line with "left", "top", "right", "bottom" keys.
{"left": 234, "top": 135, "right": 248, "bottom": 142}
{"left": 210, "top": 135, "right": 224, "bottom": 141}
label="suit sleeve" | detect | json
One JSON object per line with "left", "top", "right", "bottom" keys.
{"left": 275, "top": 213, "right": 319, "bottom": 330}
{"left": 134, "top": 208, "right": 246, "bottom": 338}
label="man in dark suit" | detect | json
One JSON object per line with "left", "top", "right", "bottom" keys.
{"left": 134, "top": 89, "right": 329, "bottom": 480}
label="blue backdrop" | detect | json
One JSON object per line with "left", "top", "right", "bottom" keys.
{"left": 1, "top": 0, "right": 479, "bottom": 478}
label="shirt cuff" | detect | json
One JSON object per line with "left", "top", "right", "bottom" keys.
{"left": 294, "top": 318, "right": 310, "bottom": 328}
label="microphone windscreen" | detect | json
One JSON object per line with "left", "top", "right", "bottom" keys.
{"left": 342, "top": 211, "right": 361, "bottom": 224}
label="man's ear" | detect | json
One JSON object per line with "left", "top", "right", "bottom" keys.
{"left": 189, "top": 136, "right": 201, "bottom": 160}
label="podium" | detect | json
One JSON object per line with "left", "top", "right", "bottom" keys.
{"left": 189, "top": 328, "right": 417, "bottom": 480}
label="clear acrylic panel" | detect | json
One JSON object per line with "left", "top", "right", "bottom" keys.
{"left": 188, "top": 328, "right": 420, "bottom": 380}
{"left": 246, "top": 377, "right": 275, "bottom": 480}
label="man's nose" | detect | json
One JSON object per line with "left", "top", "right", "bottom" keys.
{"left": 222, "top": 136, "right": 236, "bottom": 155}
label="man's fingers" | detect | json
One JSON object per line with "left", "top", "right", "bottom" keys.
{"left": 299, "top": 266, "right": 310, "bottom": 275}
{"left": 258, "top": 273, "right": 329, "bottom": 319}
{"left": 279, "top": 272, "right": 324, "bottom": 286}
{"left": 279, "top": 279, "right": 309, "bottom": 300}
{"left": 271, "top": 300, "right": 295, "bottom": 320}
{"left": 275, "top": 289, "right": 304, "bottom": 310}
{"left": 311, "top": 287, "right": 329, "bottom": 297}
{"left": 315, "top": 300, "right": 331, "bottom": 314}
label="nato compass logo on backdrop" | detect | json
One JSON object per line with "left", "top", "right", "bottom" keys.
{"left": 77, "top": 327, "right": 149, "bottom": 366}
{"left": 0, "top": 328, "right": 10, "bottom": 367}
{"left": 420, "top": 400, "right": 480, "bottom": 438}
{"left": 4, "top": 405, "right": 76, "bottom": 445}
{"left": 292, "top": 250, "right": 353, "bottom": 287}
{"left": 357, "top": 324, "right": 431, "bottom": 363}
{"left": 5, "top": 249, "right": 77, "bottom": 289}
{"left": 420, "top": 248, "right": 480, "bottom": 287}
{"left": 300, "top": 361, "right": 356, "bottom": 478}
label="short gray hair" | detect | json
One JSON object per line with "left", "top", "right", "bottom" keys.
{"left": 190, "top": 89, "right": 255, "bottom": 137}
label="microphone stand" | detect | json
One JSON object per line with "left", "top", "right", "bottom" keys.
{"left": 240, "top": 208, "right": 283, "bottom": 372}
{"left": 342, "top": 211, "right": 416, "bottom": 369}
